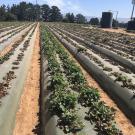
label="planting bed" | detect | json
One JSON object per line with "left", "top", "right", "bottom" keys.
{"left": 47, "top": 24, "right": 135, "bottom": 89}
{"left": 0, "top": 22, "right": 23, "bottom": 33}
{"left": 0, "top": 22, "right": 27, "bottom": 39}
{"left": 0, "top": 23, "right": 33, "bottom": 52}
{"left": 0, "top": 25, "right": 25, "bottom": 40}
{"left": 13, "top": 23, "right": 40, "bottom": 135}
{"left": 0, "top": 24, "right": 35, "bottom": 64}
{"left": 47, "top": 25, "right": 135, "bottom": 123}
{"left": 0, "top": 22, "right": 38, "bottom": 135}
{"left": 50, "top": 24, "right": 135, "bottom": 60}
{"left": 50, "top": 27, "right": 135, "bottom": 92}
{"left": 50, "top": 25, "right": 135, "bottom": 73}
{"left": 40, "top": 24, "right": 123, "bottom": 135}
{"left": 0, "top": 26, "right": 14, "bottom": 33}
{"left": 0, "top": 22, "right": 135, "bottom": 135}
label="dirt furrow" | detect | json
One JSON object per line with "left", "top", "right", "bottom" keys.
{"left": 13, "top": 24, "right": 40, "bottom": 135}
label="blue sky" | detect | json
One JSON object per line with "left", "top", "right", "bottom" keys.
{"left": 1, "top": 0, "right": 134, "bottom": 18}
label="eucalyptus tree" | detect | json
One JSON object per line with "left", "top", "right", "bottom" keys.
{"left": 41, "top": 4, "right": 50, "bottom": 21}
{"left": 75, "top": 14, "right": 86, "bottom": 24}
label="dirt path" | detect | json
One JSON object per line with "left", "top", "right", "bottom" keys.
{"left": 101, "top": 28, "right": 135, "bottom": 36}
{"left": 13, "top": 24, "right": 40, "bottom": 135}
{"left": 59, "top": 38, "right": 135, "bottom": 135}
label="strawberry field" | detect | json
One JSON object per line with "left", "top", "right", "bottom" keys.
{"left": 0, "top": 22, "right": 135, "bottom": 135}
{"left": 40, "top": 23, "right": 135, "bottom": 135}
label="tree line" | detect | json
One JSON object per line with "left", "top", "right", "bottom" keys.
{"left": 0, "top": 2, "right": 85, "bottom": 23}
{"left": 0, "top": 1, "right": 123, "bottom": 27}
{"left": 0, "top": 1, "right": 99, "bottom": 24}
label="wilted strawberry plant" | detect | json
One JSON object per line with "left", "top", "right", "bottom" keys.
{"left": 58, "top": 110, "right": 84, "bottom": 133}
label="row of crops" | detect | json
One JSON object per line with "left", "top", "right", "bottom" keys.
{"left": 0, "top": 22, "right": 135, "bottom": 135}
{"left": 50, "top": 26, "right": 135, "bottom": 91}
{"left": 44, "top": 24, "right": 135, "bottom": 120}
{"left": 0, "top": 22, "right": 26, "bottom": 33}
{"left": 51, "top": 23, "right": 135, "bottom": 62}
{"left": 40, "top": 24, "right": 123, "bottom": 135}
{"left": 0, "top": 22, "right": 38, "bottom": 135}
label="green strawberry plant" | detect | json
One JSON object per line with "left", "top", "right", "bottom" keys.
{"left": 79, "top": 87, "right": 100, "bottom": 107}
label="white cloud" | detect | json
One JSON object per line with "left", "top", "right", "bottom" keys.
{"left": 45, "top": 0, "right": 65, "bottom": 8}
{"left": 44, "top": 0, "right": 89, "bottom": 16}
{"left": 5, "top": 0, "right": 89, "bottom": 16}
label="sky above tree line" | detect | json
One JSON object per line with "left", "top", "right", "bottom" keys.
{"left": 1, "top": 0, "right": 134, "bottom": 18}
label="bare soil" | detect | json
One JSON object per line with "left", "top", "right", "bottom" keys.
{"left": 13, "top": 24, "right": 40, "bottom": 135}
{"left": 102, "top": 28, "right": 135, "bottom": 36}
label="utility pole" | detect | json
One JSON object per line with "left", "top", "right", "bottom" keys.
{"left": 35, "top": 0, "right": 38, "bottom": 21}
{"left": 127, "top": 0, "right": 135, "bottom": 30}
{"left": 131, "top": 0, "right": 135, "bottom": 20}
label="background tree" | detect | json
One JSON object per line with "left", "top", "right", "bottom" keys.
{"left": 119, "top": 22, "right": 127, "bottom": 28}
{"left": 64, "top": 13, "right": 75, "bottom": 23}
{"left": 10, "top": 2, "right": 41, "bottom": 21}
{"left": 49, "top": 6, "right": 63, "bottom": 22}
{"left": 34, "top": 4, "right": 41, "bottom": 21}
{"left": 5, "top": 12, "right": 17, "bottom": 21}
{"left": 0, "top": 1, "right": 89, "bottom": 23}
{"left": 0, "top": 5, "right": 6, "bottom": 21}
{"left": 75, "top": 14, "right": 86, "bottom": 24}
{"left": 17, "top": 2, "right": 28, "bottom": 21}
{"left": 89, "top": 17, "right": 99, "bottom": 25}
{"left": 10, "top": 4, "right": 18, "bottom": 19}
{"left": 41, "top": 4, "right": 50, "bottom": 21}
{"left": 112, "top": 19, "right": 119, "bottom": 28}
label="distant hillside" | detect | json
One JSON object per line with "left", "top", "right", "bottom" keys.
{"left": 86, "top": 16, "right": 130, "bottom": 23}
{"left": 117, "top": 18, "right": 130, "bottom": 23}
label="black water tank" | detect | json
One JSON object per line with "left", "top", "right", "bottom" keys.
{"left": 101, "top": 12, "right": 113, "bottom": 28}
{"left": 127, "top": 19, "right": 135, "bottom": 30}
